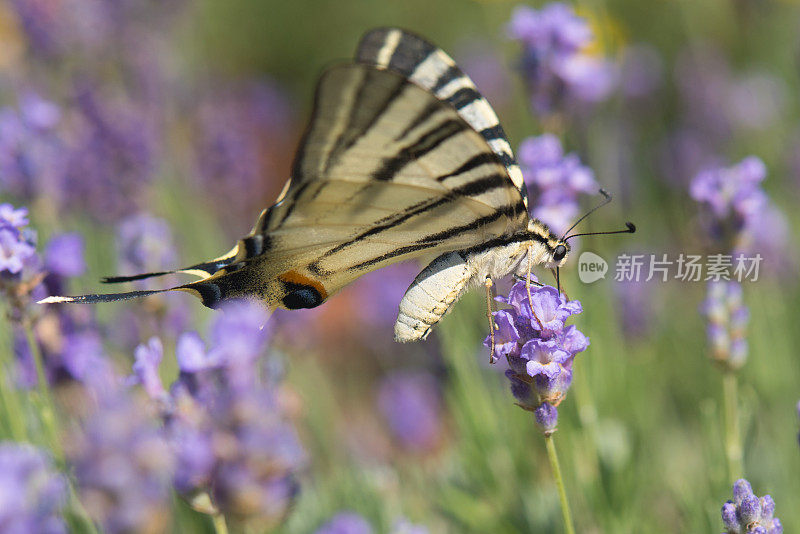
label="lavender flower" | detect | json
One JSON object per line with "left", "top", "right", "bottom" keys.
{"left": 377, "top": 371, "right": 442, "bottom": 453}
{"left": 517, "top": 134, "right": 598, "bottom": 235}
{"left": 689, "top": 156, "right": 790, "bottom": 262}
{"left": 701, "top": 281, "right": 748, "bottom": 370}
{"left": 0, "top": 94, "right": 66, "bottom": 202}
{"left": 721, "top": 479, "right": 782, "bottom": 534}
{"left": 0, "top": 204, "right": 42, "bottom": 317}
{"left": 0, "top": 442, "right": 67, "bottom": 533}
{"left": 116, "top": 213, "right": 176, "bottom": 279}
{"left": 0, "top": 222, "right": 36, "bottom": 276}
{"left": 486, "top": 279, "right": 588, "bottom": 431}
{"left": 64, "top": 86, "right": 158, "bottom": 222}
{"left": 676, "top": 46, "right": 787, "bottom": 140}
{"left": 132, "top": 301, "right": 306, "bottom": 526}
{"left": 68, "top": 387, "right": 174, "bottom": 534}
{"left": 508, "top": 3, "right": 615, "bottom": 116}
{"left": 44, "top": 233, "right": 86, "bottom": 279}
{"left": 315, "top": 512, "right": 373, "bottom": 534}
{"left": 193, "top": 80, "right": 294, "bottom": 234}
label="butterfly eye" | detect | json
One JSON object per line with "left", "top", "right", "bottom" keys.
{"left": 553, "top": 245, "right": 567, "bottom": 262}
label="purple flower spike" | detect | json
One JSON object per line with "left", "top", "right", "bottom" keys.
{"left": 44, "top": 233, "right": 86, "bottom": 278}
{"left": 0, "top": 442, "right": 67, "bottom": 533}
{"left": 132, "top": 337, "right": 167, "bottom": 401}
{"left": 534, "top": 402, "right": 558, "bottom": 433}
{"left": 70, "top": 389, "right": 175, "bottom": 534}
{"left": 315, "top": 512, "right": 373, "bottom": 534}
{"left": 116, "top": 213, "right": 177, "bottom": 279}
{"left": 486, "top": 279, "right": 587, "bottom": 423}
{"left": 138, "top": 304, "right": 306, "bottom": 526}
{"left": 508, "top": 3, "right": 615, "bottom": 116}
{"left": 517, "top": 135, "right": 598, "bottom": 235}
{"left": 702, "top": 281, "right": 748, "bottom": 370}
{"left": 721, "top": 479, "right": 781, "bottom": 534}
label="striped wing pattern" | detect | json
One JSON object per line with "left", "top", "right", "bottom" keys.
{"left": 356, "top": 28, "right": 529, "bottom": 209}
{"left": 181, "top": 28, "right": 530, "bottom": 309}
{"left": 45, "top": 28, "right": 531, "bottom": 311}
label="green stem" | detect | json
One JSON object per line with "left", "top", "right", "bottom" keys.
{"left": 722, "top": 370, "right": 743, "bottom": 480}
{"left": 0, "top": 355, "right": 27, "bottom": 442}
{"left": 212, "top": 513, "right": 229, "bottom": 534}
{"left": 22, "top": 320, "right": 63, "bottom": 462}
{"left": 544, "top": 433, "right": 575, "bottom": 534}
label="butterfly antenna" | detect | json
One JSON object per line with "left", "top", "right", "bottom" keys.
{"left": 560, "top": 188, "right": 614, "bottom": 240}
{"left": 564, "top": 222, "right": 636, "bottom": 242}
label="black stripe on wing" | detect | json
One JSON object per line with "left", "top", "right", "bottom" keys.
{"left": 356, "top": 27, "right": 529, "bottom": 209}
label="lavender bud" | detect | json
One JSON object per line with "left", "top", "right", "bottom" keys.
{"left": 534, "top": 402, "right": 558, "bottom": 433}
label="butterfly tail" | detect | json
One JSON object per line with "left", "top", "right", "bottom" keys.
{"left": 38, "top": 276, "right": 236, "bottom": 308}
{"left": 38, "top": 288, "right": 173, "bottom": 305}
{"left": 100, "top": 257, "right": 237, "bottom": 285}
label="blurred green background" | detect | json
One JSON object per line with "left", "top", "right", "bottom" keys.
{"left": 1, "top": 0, "right": 799, "bottom": 532}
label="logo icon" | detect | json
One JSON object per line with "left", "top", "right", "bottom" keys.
{"left": 578, "top": 252, "right": 608, "bottom": 284}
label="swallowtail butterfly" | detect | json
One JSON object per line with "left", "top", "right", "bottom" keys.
{"left": 41, "top": 28, "right": 633, "bottom": 343}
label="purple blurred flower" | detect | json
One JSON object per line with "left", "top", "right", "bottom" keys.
{"left": 518, "top": 134, "right": 598, "bottom": 235}
{"left": 116, "top": 213, "right": 176, "bottom": 278}
{"left": 721, "top": 479, "right": 781, "bottom": 534}
{"left": 15, "top": 310, "right": 113, "bottom": 388}
{"left": 0, "top": 225, "right": 36, "bottom": 275}
{"left": 508, "top": 3, "right": 615, "bottom": 116}
{"left": 64, "top": 86, "right": 158, "bottom": 222}
{"left": 0, "top": 95, "right": 66, "bottom": 202}
{"left": 534, "top": 402, "right": 558, "bottom": 433}
{"left": 690, "top": 156, "right": 788, "bottom": 259}
{"left": 614, "top": 279, "right": 655, "bottom": 338}
{"left": 691, "top": 157, "right": 766, "bottom": 222}
{"left": 135, "top": 301, "right": 305, "bottom": 525}
{"left": 0, "top": 203, "right": 41, "bottom": 315}
{"left": 69, "top": 388, "right": 174, "bottom": 534}
{"left": 315, "top": 512, "right": 373, "bottom": 534}
{"left": 486, "top": 280, "right": 587, "bottom": 428}
{"left": 677, "top": 46, "right": 787, "bottom": 141}
{"left": 44, "top": 233, "right": 86, "bottom": 278}
{"left": 701, "top": 281, "right": 748, "bottom": 370}
{"left": 194, "top": 80, "right": 293, "bottom": 233}
{"left": 377, "top": 371, "right": 442, "bottom": 453}
{"left": 658, "top": 128, "right": 722, "bottom": 188}
{"left": 0, "top": 442, "right": 67, "bottom": 534}
{"left": 0, "top": 203, "right": 37, "bottom": 276}
{"left": 132, "top": 337, "right": 168, "bottom": 401}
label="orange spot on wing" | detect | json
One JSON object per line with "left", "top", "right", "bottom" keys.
{"left": 278, "top": 270, "right": 329, "bottom": 301}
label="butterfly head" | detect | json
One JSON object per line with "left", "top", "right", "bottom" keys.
{"left": 550, "top": 241, "right": 569, "bottom": 267}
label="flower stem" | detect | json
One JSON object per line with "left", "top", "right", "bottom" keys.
{"left": 544, "top": 433, "right": 575, "bottom": 534}
{"left": 0, "top": 344, "right": 26, "bottom": 441}
{"left": 722, "top": 369, "right": 742, "bottom": 480}
{"left": 212, "top": 513, "right": 229, "bottom": 534}
{"left": 22, "top": 320, "right": 63, "bottom": 462}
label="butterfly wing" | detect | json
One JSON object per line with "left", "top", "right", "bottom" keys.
{"left": 178, "top": 29, "right": 531, "bottom": 309}
{"left": 44, "top": 29, "right": 531, "bottom": 311}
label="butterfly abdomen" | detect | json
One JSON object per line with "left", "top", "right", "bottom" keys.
{"left": 395, "top": 251, "right": 472, "bottom": 342}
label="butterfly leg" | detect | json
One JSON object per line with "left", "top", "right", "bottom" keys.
{"left": 485, "top": 276, "right": 497, "bottom": 364}
{"left": 525, "top": 246, "right": 545, "bottom": 330}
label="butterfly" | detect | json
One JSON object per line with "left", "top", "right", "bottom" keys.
{"left": 40, "top": 28, "right": 633, "bottom": 345}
